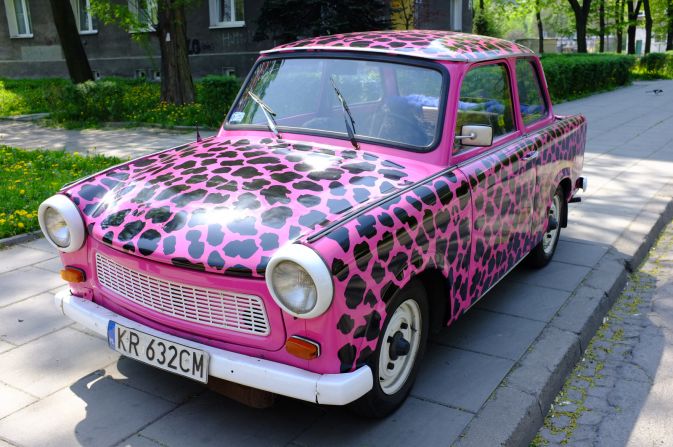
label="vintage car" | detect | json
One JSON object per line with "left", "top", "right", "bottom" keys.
{"left": 38, "top": 30, "right": 587, "bottom": 417}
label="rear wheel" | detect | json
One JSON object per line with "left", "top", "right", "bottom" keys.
{"left": 350, "top": 280, "right": 429, "bottom": 418}
{"left": 527, "top": 185, "right": 564, "bottom": 268}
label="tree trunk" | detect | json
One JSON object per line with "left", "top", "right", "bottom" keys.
{"left": 617, "top": 0, "right": 624, "bottom": 52}
{"left": 667, "top": 0, "right": 673, "bottom": 50}
{"left": 644, "top": 0, "right": 652, "bottom": 53}
{"left": 49, "top": 0, "right": 93, "bottom": 83}
{"left": 567, "top": 0, "right": 591, "bottom": 53}
{"left": 536, "top": 0, "right": 544, "bottom": 53}
{"left": 627, "top": 0, "right": 642, "bottom": 54}
{"left": 157, "top": 1, "right": 195, "bottom": 105}
{"left": 599, "top": 0, "right": 605, "bottom": 52}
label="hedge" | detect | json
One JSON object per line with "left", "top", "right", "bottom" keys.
{"left": 541, "top": 53, "right": 636, "bottom": 102}
{"left": 634, "top": 52, "right": 673, "bottom": 79}
{"left": 0, "top": 76, "right": 241, "bottom": 129}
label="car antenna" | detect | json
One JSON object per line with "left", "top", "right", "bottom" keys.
{"left": 196, "top": 124, "right": 202, "bottom": 142}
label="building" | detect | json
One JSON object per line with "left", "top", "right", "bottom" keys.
{"left": 0, "top": 0, "right": 472, "bottom": 80}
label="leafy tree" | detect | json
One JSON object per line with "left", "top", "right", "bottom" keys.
{"left": 50, "top": 0, "right": 94, "bottom": 83}
{"left": 254, "top": 0, "right": 389, "bottom": 44}
{"left": 667, "top": 0, "right": 673, "bottom": 50}
{"left": 472, "top": 4, "right": 499, "bottom": 36}
{"left": 391, "top": 0, "right": 415, "bottom": 30}
{"left": 567, "top": 0, "right": 593, "bottom": 52}
{"left": 91, "top": 0, "right": 195, "bottom": 105}
{"left": 626, "top": 0, "right": 642, "bottom": 54}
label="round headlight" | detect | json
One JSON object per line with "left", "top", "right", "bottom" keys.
{"left": 266, "top": 244, "right": 334, "bottom": 319}
{"left": 271, "top": 261, "right": 318, "bottom": 314}
{"left": 38, "top": 195, "right": 86, "bottom": 253}
{"left": 43, "top": 207, "right": 71, "bottom": 247}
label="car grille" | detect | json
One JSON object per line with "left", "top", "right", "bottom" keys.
{"left": 95, "top": 253, "right": 270, "bottom": 336}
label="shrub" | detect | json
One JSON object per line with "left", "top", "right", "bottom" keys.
{"left": 634, "top": 52, "right": 673, "bottom": 79}
{"left": 53, "top": 80, "right": 126, "bottom": 125}
{"left": 0, "top": 78, "right": 68, "bottom": 117}
{"left": 197, "top": 75, "right": 241, "bottom": 127}
{"left": 541, "top": 53, "right": 636, "bottom": 102}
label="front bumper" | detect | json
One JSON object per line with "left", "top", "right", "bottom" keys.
{"left": 55, "top": 291, "right": 373, "bottom": 405}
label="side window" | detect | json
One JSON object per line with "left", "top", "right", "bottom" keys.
{"left": 454, "top": 63, "right": 516, "bottom": 153}
{"left": 516, "top": 59, "right": 548, "bottom": 126}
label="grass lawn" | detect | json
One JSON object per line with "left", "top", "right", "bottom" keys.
{"left": 0, "top": 146, "right": 123, "bottom": 239}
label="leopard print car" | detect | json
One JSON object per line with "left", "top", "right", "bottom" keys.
{"left": 41, "top": 31, "right": 587, "bottom": 417}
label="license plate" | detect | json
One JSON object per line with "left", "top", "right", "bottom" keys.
{"left": 107, "top": 321, "right": 209, "bottom": 383}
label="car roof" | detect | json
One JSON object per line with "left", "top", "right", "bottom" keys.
{"left": 261, "top": 30, "right": 535, "bottom": 62}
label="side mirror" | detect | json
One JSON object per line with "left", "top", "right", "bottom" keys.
{"left": 455, "top": 125, "right": 493, "bottom": 147}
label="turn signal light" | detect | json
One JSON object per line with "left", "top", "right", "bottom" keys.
{"left": 60, "top": 267, "right": 85, "bottom": 283}
{"left": 285, "top": 336, "right": 320, "bottom": 360}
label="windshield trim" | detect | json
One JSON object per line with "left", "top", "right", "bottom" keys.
{"left": 224, "top": 51, "right": 450, "bottom": 154}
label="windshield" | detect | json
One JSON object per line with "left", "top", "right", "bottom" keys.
{"left": 227, "top": 57, "right": 445, "bottom": 150}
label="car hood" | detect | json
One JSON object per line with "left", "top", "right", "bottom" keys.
{"left": 64, "top": 136, "right": 425, "bottom": 277}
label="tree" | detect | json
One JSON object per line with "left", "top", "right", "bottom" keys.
{"left": 535, "top": 0, "right": 544, "bottom": 52}
{"left": 643, "top": 0, "right": 652, "bottom": 53}
{"left": 615, "top": 0, "right": 625, "bottom": 52}
{"left": 599, "top": 0, "right": 605, "bottom": 52}
{"left": 567, "top": 0, "right": 592, "bottom": 52}
{"left": 667, "top": 0, "right": 673, "bottom": 50}
{"left": 626, "top": 0, "right": 642, "bottom": 54}
{"left": 91, "top": 0, "right": 195, "bottom": 105}
{"left": 50, "top": 0, "right": 94, "bottom": 83}
{"left": 254, "top": 0, "right": 389, "bottom": 44}
{"left": 391, "top": 0, "right": 415, "bottom": 30}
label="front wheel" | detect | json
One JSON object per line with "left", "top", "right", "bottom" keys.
{"left": 527, "top": 185, "right": 564, "bottom": 268}
{"left": 350, "top": 280, "right": 429, "bottom": 418}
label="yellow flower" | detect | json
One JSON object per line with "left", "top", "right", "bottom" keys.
{"left": 17, "top": 222, "right": 24, "bottom": 229}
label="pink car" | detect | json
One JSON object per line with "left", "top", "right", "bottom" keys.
{"left": 38, "top": 30, "right": 586, "bottom": 417}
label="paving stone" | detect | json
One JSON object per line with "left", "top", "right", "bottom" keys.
{"left": 537, "top": 427, "right": 565, "bottom": 444}
{"left": 115, "top": 434, "right": 164, "bottom": 447}
{"left": 0, "top": 293, "right": 71, "bottom": 345}
{"left": 0, "top": 373, "right": 174, "bottom": 447}
{"left": 104, "top": 356, "right": 205, "bottom": 404}
{"left": 0, "top": 267, "right": 64, "bottom": 308}
{"left": 32, "top": 257, "right": 64, "bottom": 274}
{"left": 18, "top": 238, "right": 57, "bottom": 254}
{"left": 0, "top": 341, "right": 14, "bottom": 354}
{"left": 0, "top": 327, "right": 118, "bottom": 397}
{"left": 507, "top": 327, "right": 581, "bottom": 412}
{"left": 508, "top": 261, "right": 591, "bottom": 292}
{"left": 578, "top": 410, "right": 604, "bottom": 425}
{"left": 296, "top": 397, "right": 472, "bottom": 447}
{"left": 554, "top": 240, "right": 609, "bottom": 268}
{"left": 433, "top": 308, "right": 545, "bottom": 361}
{"left": 454, "top": 386, "right": 543, "bottom": 447}
{"left": 0, "top": 383, "right": 36, "bottom": 419}
{"left": 412, "top": 345, "right": 514, "bottom": 412}
{"left": 476, "top": 280, "right": 570, "bottom": 322}
{"left": 0, "top": 246, "right": 56, "bottom": 274}
{"left": 141, "top": 391, "right": 320, "bottom": 447}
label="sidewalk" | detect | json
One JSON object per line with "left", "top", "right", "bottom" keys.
{"left": 0, "top": 120, "right": 217, "bottom": 159}
{"left": 535, "top": 218, "right": 673, "bottom": 446}
{"left": 0, "top": 80, "right": 672, "bottom": 447}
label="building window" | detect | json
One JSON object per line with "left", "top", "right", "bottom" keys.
{"left": 128, "top": 0, "right": 157, "bottom": 32}
{"left": 209, "top": 0, "right": 244, "bottom": 28}
{"left": 3, "top": 0, "right": 33, "bottom": 38}
{"left": 71, "top": 0, "right": 96, "bottom": 34}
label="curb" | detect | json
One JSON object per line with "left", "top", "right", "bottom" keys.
{"left": 0, "top": 231, "right": 42, "bottom": 249}
{"left": 455, "top": 180, "right": 673, "bottom": 447}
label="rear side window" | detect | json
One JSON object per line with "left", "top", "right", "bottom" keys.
{"left": 454, "top": 63, "right": 516, "bottom": 153}
{"left": 516, "top": 59, "right": 548, "bottom": 126}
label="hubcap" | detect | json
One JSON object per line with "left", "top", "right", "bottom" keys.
{"left": 378, "top": 299, "right": 422, "bottom": 395}
{"left": 542, "top": 194, "right": 561, "bottom": 255}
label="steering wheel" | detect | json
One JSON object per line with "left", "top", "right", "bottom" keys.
{"left": 372, "top": 111, "right": 429, "bottom": 146}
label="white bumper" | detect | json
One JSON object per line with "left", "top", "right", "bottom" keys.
{"left": 55, "top": 291, "right": 373, "bottom": 405}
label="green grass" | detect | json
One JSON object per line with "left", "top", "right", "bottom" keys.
{"left": 0, "top": 78, "right": 69, "bottom": 117}
{"left": 0, "top": 146, "right": 123, "bottom": 239}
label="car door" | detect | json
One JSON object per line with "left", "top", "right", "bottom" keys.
{"left": 453, "top": 60, "right": 538, "bottom": 306}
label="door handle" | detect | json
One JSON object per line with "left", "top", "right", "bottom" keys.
{"left": 523, "top": 150, "right": 538, "bottom": 161}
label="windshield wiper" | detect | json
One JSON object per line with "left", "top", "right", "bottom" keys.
{"left": 247, "top": 91, "right": 281, "bottom": 139}
{"left": 330, "top": 77, "right": 359, "bottom": 150}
